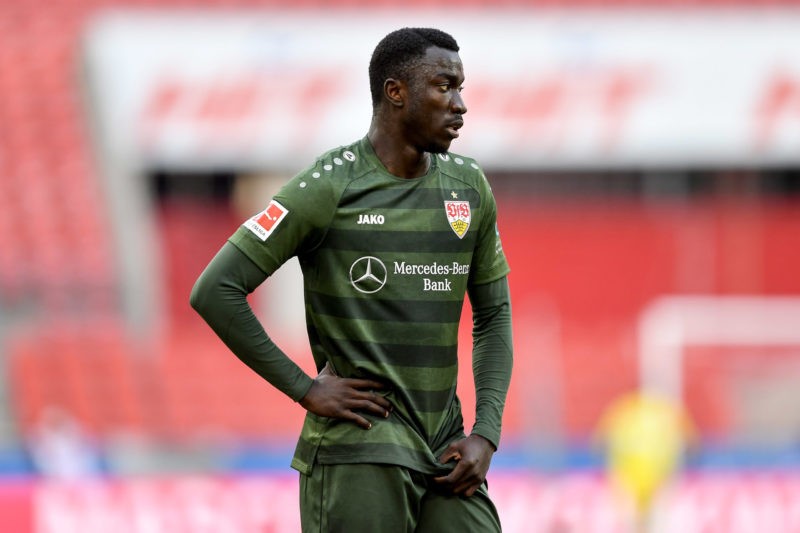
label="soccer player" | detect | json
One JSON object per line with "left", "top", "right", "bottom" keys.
{"left": 191, "top": 27, "right": 513, "bottom": 532}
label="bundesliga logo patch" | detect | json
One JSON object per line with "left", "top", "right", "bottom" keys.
{"left": 244, "top": 200, "right": 288, "bottom": 241}
{"left": 444, "top": 200, "right": 471, "bottom": 239}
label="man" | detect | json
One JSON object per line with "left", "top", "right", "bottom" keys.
{"left": 191, "top": 27, "right": 513, "bottom": 532}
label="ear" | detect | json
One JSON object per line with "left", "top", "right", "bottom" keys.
{"left": 383, "top": 78, "right": 405, "bottom": 108}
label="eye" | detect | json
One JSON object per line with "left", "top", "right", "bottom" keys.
{"left": 437, "top": 83, "right": 463, "bottom": 93}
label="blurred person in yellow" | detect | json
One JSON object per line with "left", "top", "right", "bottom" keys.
{"left": 596, "top": 391, "right": 693, "bottom": 532}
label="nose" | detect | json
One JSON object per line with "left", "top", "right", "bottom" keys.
{"left": 451, "top": 90, "right": 467, "bottom": 115}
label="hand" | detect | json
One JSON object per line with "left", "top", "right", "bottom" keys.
{"left": 433, "top": 434, "right": 495, "bottom": 497}
{"left": 299, "top": 363, "right": 392, "bottom": 429}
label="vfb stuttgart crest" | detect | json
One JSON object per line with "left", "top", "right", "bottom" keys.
{"left": 444, "top": 200, "right": 471, "bottom": 239}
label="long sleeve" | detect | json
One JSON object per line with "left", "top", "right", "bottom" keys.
{"left": 189, "top": 242, "right": 314, "bottom": 402}
{"left": 468, "top": 276, "right": 513, "bottom": 449}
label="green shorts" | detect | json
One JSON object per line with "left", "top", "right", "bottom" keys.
{"left": 299, "top": 462, "right": 502, "bottom": 533}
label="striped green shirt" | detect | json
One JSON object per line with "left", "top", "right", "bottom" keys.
{"left": 230, "top": 137, "right": 510, "bottom": 475}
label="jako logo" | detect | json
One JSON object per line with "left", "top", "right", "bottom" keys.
{"left": 349, "top": 256, "right": 387, "bottom": 294}
{"left": 357, "top": 213, "right": 384, "bottom": 225}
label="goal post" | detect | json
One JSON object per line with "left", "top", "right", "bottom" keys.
{"left": 637, "top": 296, "right": 800, "bottom": 402}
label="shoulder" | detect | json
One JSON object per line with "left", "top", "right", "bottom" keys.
{"left": 435, "top": 151, "right": 493, "bottom": 194}
{"left": 294, "top": 139, "right": 374, "bottom": 189}
{"left": 276, "top": 139, "right": 373, "bottom": 206}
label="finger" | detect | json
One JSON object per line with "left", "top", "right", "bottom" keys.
{"left": 337, "top": 388, "right": 392, "bottom": 415}
{"left": 342, "top": 411, "right": 373, "bottom": 430}
{"left": 346, "top": 378, "right": 386, "bottom": 391}
{"left": 442, "top": 466, "right": 476, "bottom": 495}
{"left": 434, "top": 472, "right": 472, "bottom": 494}
{"left": 433, "top": 460, "right": 467, "bottom": 486}
{"left": 433, "top": 473, "right": 453, "bottom": 485}
{"left": 355, "top": 391, "right": 393, "bottom": 412}
{"left": 455, "top": 478, "right": 482, "bottom": 497}
{"left": 464, "top": 484, "right": 480, "bottom": 497}
{"left": 438, "top": 448, "right": 462, "bottom": 464}
{"left": 350, "top": 399, "right": 391, "bottom": 418}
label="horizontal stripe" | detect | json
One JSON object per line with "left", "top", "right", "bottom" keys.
{"left": 317, "top": 416, "right": 425, "bottom": 449}
{"left": 318, "top": 337, "right": 457, "bottom": 368}
{"left": 307, "top": 292, "right": 463, "bottom": 323}
{"left": 323, "top": 229, "right": 476, "bottom": 253}
{"left": 317, "top": 442, "right": 435, "bottom": 471}
{"left": 405, "top": 386, "right": 457, "bottom": 414}
{"left": 312, "top": 314, "right": 460, "bottom": 347}
{"left": 297, "top": 402, "right": 436, "bottom": 445}
{"left": 341, "top": 185, "right": 481, "bottom": 210}
{"left": 323, "top": 355, "right": 458, "bottom": 393}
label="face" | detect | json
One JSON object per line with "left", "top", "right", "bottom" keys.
{"left": 401, "top": 46, "right": 467, "bottom": 154}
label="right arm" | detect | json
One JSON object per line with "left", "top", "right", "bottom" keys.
{"left": 190, "top": 242, "right": 313, "bottom": 401}
{"left": 190, "top": 242, "right": 391, "bottom": 427}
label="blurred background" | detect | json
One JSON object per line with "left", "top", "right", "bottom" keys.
{"left": 2, "top": 0, "right": 800, "bottom": 531}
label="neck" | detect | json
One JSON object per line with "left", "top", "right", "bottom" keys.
{"left": 367, "top": 120, "right": 430, "bottom": 179}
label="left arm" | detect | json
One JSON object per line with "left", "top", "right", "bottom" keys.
{"left": 435, "top": 275, "right": 513, "bottom": 496}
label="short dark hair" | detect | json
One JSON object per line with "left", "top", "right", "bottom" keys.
{"left": 368, "top": 27, "right": 460, "bottom": 108}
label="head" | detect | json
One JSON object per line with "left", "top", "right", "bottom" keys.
{"left": 369, "top": 27, "right": 467, "bottom": 153}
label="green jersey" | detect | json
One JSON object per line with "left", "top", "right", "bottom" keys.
{"left": 229, "top": 137, "right": 510, "bottom": 475}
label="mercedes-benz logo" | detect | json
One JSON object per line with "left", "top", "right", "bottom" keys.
{"left": 349, "top": 256, "right": 387, "bottom": 294}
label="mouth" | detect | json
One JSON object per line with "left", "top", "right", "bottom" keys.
{"left": 445, "top": 119, "right": 464, "bottom": 138}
